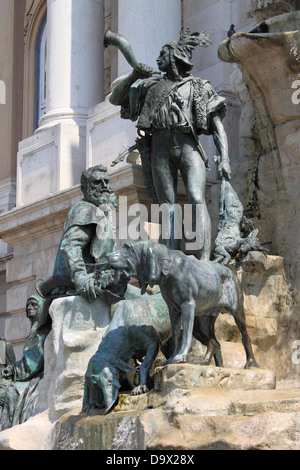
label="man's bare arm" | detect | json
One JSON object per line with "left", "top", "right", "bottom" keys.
{"left": 211, "top": 114, "right": 231, "bottom": 180}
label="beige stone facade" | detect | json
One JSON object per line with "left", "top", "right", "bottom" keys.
{"left": 0, "top": 0, "right": 299, "bottom": 387}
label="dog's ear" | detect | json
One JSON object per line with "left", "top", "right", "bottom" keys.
{"left": 147, "top": 247, "right": 162, "bottom": 287}
{"left": 123, "top": 242, "right": 135, "bottom": 256}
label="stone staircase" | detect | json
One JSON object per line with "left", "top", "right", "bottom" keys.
{"left": 53, "top": 364, "right": 300, "bottom": 450}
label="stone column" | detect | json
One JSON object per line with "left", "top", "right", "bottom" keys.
{"left": 39, "top": 0, "right": 104, "bottom": 130}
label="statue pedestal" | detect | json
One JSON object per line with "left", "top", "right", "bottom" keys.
{"left": 36, "top": 295, "right": 111, "bottom": 421}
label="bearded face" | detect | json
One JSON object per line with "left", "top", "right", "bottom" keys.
{"left": 82, "top": 168, "right": 117, "bottom": 210}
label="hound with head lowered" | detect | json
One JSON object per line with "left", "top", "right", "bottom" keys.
{"left": 108, "top": 239, "right": 259, "bottom": 369}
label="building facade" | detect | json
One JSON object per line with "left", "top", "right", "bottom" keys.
{"left": 0, "top": 0, "right": 299, "bottom": 364}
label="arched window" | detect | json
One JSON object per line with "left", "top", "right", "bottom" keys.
{"left": 35, "top": 14, "right": 47, "bottom": 130}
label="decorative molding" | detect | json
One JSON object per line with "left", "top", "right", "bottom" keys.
{"left": 0, "top": 181, "right": 16, "bottom": 214}
{"left": 24, "top": 0, "right": 36, "bottom": 44}
{"left": 24, "top": 13, "right": 33, "bottom": 44}
{"left": 0, "top": 184, "right": 81, "bottom": 245}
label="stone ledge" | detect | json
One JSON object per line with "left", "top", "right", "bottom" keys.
{"left": 153, "top": 364, "right": 276, "bottom": 392}
{"left": 2, "top": 379, "right": 300, "bottom": 449}
{"left": 117, "top": 384, "right": 300, "bottom": 417}
{"left": 241, "top": 251, "right": 285, "bottom": 274}
{"left": 50, "top": 386, "right": 300, "bottom": 450}
{"left": 143, "top": 409, "right": 300, "bottom": 451}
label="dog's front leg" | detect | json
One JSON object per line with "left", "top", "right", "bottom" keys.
{"left": 164, "top": 301, "right": 195, "bottom": 365}
{"left": 162, "top": 308, "right": 182, "bottom": 365}
{"left": 131, "top": 342, "right": 159, "bottom": 395}
{"left": 172, "top": 299, "right": 195, "bottom": 364}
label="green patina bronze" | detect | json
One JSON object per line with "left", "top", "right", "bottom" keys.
{"left": 105, "top": 28, "right": 231, "bottom": 260}
{"left": 0, "top": 295, "right": 51, "bottom": 431}
{"left": 36, "top": 165, "right": 135, "bottom": 303}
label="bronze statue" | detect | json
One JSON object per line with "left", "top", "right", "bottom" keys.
{"left": 0, "top": 337, "right": 15, "bottom": 372}
{"left": 0, "top": 295, "right": 51, "bottom": 431}
{"left": 108, "top": 239, "right": 259, "bottom": 369}
{"left": 82, "top": 291, "right": 171, "bottom": 414}
{"left": 214, "top": 177, "right": 264, "bottom": 264}
{"left": 36, "top": 165, "right": 130, "bottom": 303}
{"left": 83, "top": 284, "right": 224, "bottom": 414}
{"left": 105, "top": 28, "right": 231, "bottom": 260}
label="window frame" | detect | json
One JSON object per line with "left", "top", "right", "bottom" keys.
{"left": 35, "top": 14, "right": 47, "bottom": 130}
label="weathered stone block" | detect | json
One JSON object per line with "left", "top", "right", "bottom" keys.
{"left": 36, "top": 295, "right": 111, "bottom": 420}
{"left": 215, "top": 254, "right": 291, "bottom": 378}
{"left": 153, "top": 364, "right": 276, "bottom": 392}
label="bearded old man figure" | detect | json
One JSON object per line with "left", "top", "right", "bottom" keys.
{"left": 36, "top": 165, "right": 129, "bottom": 303}
{"left": 108, "top": 29, "right": 231, "bottom": 260}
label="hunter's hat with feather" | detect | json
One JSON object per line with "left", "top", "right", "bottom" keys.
{"left": 165, "top": 28, "right": 212, "bottom": 71}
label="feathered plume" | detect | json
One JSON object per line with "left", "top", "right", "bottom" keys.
{"left": 179, "top": 28, "right": 212, "bottom": 51}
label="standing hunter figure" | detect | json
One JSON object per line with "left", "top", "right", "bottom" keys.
{"left": 105, "top": 28, "right": 231, "bottom": 260}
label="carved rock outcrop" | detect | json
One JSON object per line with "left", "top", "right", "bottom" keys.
{"left": 218, "top": 12, "right": 300, "bottom": 383}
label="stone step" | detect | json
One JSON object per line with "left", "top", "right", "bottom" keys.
{"left": 116, "top": 365, "right": 300, "bottom": 419}
{"left": 118, "top": 385, "right": 300, "bottom": 417}
{"left": 52, "top": 386, "right": 300, "bottom": 450}
{"left": 153, "top": 363, "right": 276, "bottom": 392}
{"left": 142, "top": 408, "right": 300, "bottom": 450}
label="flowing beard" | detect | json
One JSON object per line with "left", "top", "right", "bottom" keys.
{"left": 85, "top": 187, "right": 118, "bottom": 210}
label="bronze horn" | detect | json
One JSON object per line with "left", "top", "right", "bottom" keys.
{"left": 103, "top": 27, "right": 160, "bottom": 75}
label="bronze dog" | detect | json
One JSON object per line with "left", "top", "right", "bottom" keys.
{"left": 83, "top": 289, "right": 224, "bottom": 414}
{"left": 108, "top": 240, "right": 259, "bottom": 369}
{"left": 82, "top": 292, "right": 171, "bottom": 413}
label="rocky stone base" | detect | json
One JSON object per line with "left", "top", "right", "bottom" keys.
{"left": 0, "top": 363, "right": 300, "bottom": 450}
{"left": 153, "top": 364, "right": 276, "bottom": 392}
{"left": 49, "top": 364, "right": 300, "bottom": 451}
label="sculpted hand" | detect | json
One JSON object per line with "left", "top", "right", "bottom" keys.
{"left": 77, "top": 274, "right": 97, "bottom": 302}
{"left": 218, "top": 159, "right": 231, "bottom": 180}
